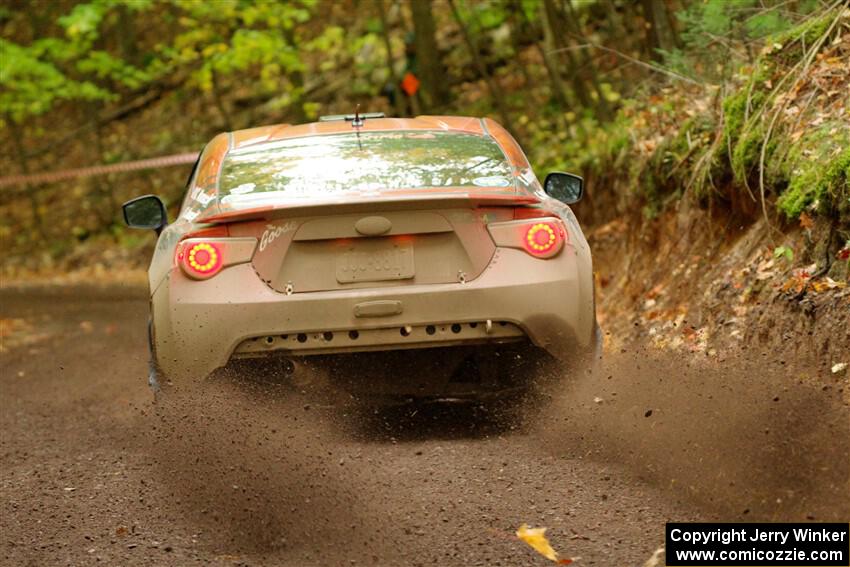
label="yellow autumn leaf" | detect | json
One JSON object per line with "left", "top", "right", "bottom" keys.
{"left": 517, "top": 524, "right": 570, "bottom": 563}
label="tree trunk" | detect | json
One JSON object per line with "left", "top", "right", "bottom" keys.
{"left": 641, "top": 0, "right": 678, "bottom": 58}
{"left": 209, "top": 69, "right": 233, "bottom": 130}
{"left": 409, "top": 0, "right": 449, "bottom": 111}
{"left": 282, "top": 28, "right": 308, "bottom": 124}
{"left": 505, "top": 0, "right": 535, "bottom": 95}
{"left": 88, "top": 102, "right": 119, "bottom": 230}
{"left": 378, "top": 0, "right": 407, "bottom": 117}
{"left": 447, "top": 0, "right": 514, "bottom": 133}
{"left": 116, "top": 4, "right": 139, "bottom": 65}
{"left": 536, "top": 2, "right": 570, "bottom": 108}
{"left": 6, "top": 117, "right": 46, "bottom": 242}
{"left": 563, "top": 0, "right": 612, "bottom": 120}
{"left": 542, "top": 0, "right": 592, "bottom": 109}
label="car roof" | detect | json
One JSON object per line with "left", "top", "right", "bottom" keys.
{"left": 224, "top": 115, "right": 531, "bottom": 168}
{"left": 230, "top": 116, "right": 489, "bottom": 149}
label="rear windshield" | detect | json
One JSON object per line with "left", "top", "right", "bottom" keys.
{"left": 218, "top": 130, "right": 515, "bottom": 204}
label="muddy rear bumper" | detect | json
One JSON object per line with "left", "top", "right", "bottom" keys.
{"left": 152, "top": 247, "right": 595, "bottom": 380}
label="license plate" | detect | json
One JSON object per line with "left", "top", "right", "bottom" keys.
{"left": 336, "top": 240, "right": 415, "bottom": 283}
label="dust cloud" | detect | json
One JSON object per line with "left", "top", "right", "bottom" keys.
{"left": 533, "top": 345, "right": 850, "bottom": 521}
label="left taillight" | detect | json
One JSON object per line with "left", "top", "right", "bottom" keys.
{"left": 175, "top": 237, "right": 258, "bottom": 280}
{"left": 487, "top": 218, "right": 567, "bottom": 259}
{"left": 180, "top": 241, "right": 223, "bottom": 279}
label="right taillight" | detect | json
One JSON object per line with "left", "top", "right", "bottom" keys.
{"left": 524, "top": 222, "right": 561, "bottom": 256}
{"left": 487, "top": 218, "right": 566, "bottom": 259}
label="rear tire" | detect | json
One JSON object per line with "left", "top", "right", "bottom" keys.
{"left": 586, "top": 322, "right": 603, "bottom": 378}
{"left": 147, "top": 317, "right": 166, "bottom": 401}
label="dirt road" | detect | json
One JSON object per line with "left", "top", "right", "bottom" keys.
{"left": 2, "top": 287, "right": 848, "bottom": 566}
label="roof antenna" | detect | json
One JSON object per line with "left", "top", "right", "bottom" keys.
{"left": 352, "top": 104, "right": 363, "bottom": 150}
{"left": 351, "top": 104, "right": 364, "bottom": 128}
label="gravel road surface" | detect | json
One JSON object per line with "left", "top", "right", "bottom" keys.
{"left": 2, "top": 287, "right": 847, "bottom": 566}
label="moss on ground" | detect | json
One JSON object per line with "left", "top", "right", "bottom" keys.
{"left": 778, "top": 143, "right": 850, "bottom": 219}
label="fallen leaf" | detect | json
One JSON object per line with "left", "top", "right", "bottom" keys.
{"left": 517, "top": 524, "right": 574, "bottom": 564}
{"left": 811, "top": 277, "right": 846, "bottom": 292}
{"left": 643, "top": 546, "right": 665, "bottom": 567}
{"left": 799, "top": 212, "right": 814, "bottom": 230}
{"left": 646, "top": 283, "right": 665, "bottom": 300}
{"left": 780, "top": 276, "right": 806, "bottom": 294}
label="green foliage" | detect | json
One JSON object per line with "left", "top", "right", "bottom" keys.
{"left": 745, "top": 9, "right": 795, "bottom": 38}
{"left": 0, "top": 38, "right": 113, "bottom": 121}
{"left": 677, "top": 0, "right": 819, "bottom": 45}
{"left": 773, "top": 245, "right": 793, "bottom": 262}
{"left": 58, "top": 1, "right": 108, "bottom": 40}
{"left": 0, "top": 0, "right": 163, "bottom": 122}
{"left": 1, "top": 0, "right": 318, "bottom": 123}
{"left": 171, "top": 0, "right": 313, "bottom": 92}
{"left": 75, "top": 51, "right": 155, "bottom": 89}
{"left": 668, "top": 0, "right": 820, "bottom": 81}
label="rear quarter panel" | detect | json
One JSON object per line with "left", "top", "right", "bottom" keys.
{"left": 148, "top": 221, "right": 189, "bottom": 296}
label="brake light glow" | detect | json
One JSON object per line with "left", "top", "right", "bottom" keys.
{"left": 487, "top": 217, "right": 566, "bottom": 259}
{"left": 525, "top": 223, "right": 558, "bottom": 254}
{"left": 180, "top": 241, "right": 223, "bottom": 278}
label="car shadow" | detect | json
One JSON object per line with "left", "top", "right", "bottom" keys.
{"left": 338, "top": 397, "right": 529, "bottom": 443}
{"left": 209, "top": 356, "right": 537, "bottom": 443}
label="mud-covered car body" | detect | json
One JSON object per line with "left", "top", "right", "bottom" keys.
{"left": 124, "top": 116, "right": 598, "bottom": 394}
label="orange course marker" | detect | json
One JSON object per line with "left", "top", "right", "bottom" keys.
{"left": 401, "top": 72, "right": 420, "bottom": 96}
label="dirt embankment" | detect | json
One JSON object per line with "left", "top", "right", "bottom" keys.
{"left": 588, "top": 205, "right": 849, "bottom": 395}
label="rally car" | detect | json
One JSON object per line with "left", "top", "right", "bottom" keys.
{"left": 123, "top": 114, "right": 600, "bottom": 397}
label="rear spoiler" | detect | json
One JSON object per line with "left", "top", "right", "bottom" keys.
{"left": 198, "top": 192, "right": 540, "bottom": 224}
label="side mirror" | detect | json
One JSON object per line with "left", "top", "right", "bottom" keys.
{"left": 122, "top": 195, "right": 168, "bottom": 233}
{"left": 543, "top": 172, "right": 584, "bottom": 204}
